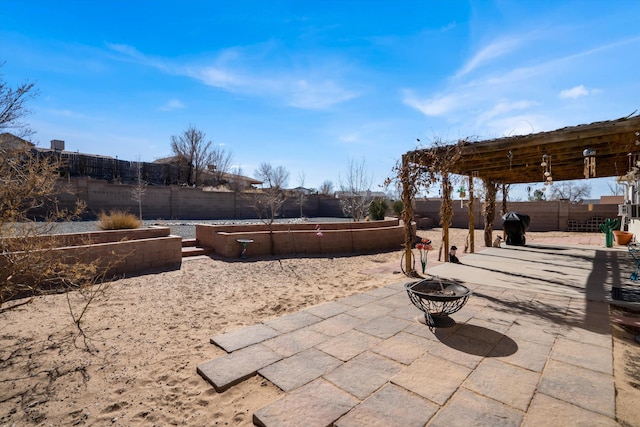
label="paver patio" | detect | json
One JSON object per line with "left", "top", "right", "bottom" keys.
{"left": 198, "top": 241, "right": 638, "bottom": 426}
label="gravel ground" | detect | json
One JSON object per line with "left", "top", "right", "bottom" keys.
{"left": 46, "top": 217, "right": 352, "bottom": 240}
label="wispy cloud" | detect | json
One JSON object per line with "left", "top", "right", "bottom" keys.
{"left": 477, "top": 100, "right": 538, "bottom": 122}
{"left": 402, "top": 90, "right": 465, "bottom": 116}
{"left": 455, "top": 36, "right": 524, "bottom": 78}
{"left": 558, "top": 84, "right": 601, "bottom": 99}
{"left": 159, "top": 99, "right": 186, "bottom": 111}
{"left": 107, "top": 42, "right": 359, "bottom": 110}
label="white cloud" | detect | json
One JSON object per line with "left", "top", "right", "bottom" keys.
{"left": 403, "top": 90, "right": 464, "bottom": 116}
{"left": 477, "top": 100, "right": 538, "bottom": 123}
{"left": 287, "top": 79, "right": 358, "bottom": 110}
{"left": 107, "top": 42, "right": 358, "bottom": 110}
{"left": 559, "top": 85, "right": 590, "bottom": 99}
{"left": 159, "top": 99, "right": 186, "bottom": 111}
{"left": 455, "top": 36, "right": 524, "bottom": 78}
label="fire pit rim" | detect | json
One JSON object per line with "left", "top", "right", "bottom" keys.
{"left": 405, "top": 277, "right": 473, "bottom": 302}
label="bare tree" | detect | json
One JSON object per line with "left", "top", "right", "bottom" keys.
{"left": 549, "top": 181, "right": 591, "bottom": 204}
{"left": 170, "top": 125, "right": 212, "bottom": 186}
{"left": 253, "top": 162, "right": 290, "bottom": 225}
{"left": 607, "top": 177, "right": 625, "bottom": 196}
{"left": 131, "top": 159, "right": 147, "bottom": 219}
{"left": 338, "top": 158, "right": 372, "bottom": 221}
{"left": 319, "top": 180, "right": 334, "bottom": 196}
{"left": 296, "top": 171, "right": 306, "bottom": 218}
{"left": 252, "top": 163, "right": 290, "bottom": 255}
{"left": 0, "top": 64, "right": 38, "bottom": 139}
{"left": 205, "top": 145, "right": 234, "bottom": 186}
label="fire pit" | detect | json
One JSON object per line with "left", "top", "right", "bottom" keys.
{"left": 405, "top": 277, "right": 472, "bottom": 327}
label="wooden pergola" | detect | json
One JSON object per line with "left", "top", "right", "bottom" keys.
{"left": 401, "top": 113, "right": 640, "bottom": 275}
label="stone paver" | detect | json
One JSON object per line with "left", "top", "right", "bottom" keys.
{"left": 323, "top": 351, "right": 404, "bottom": 400}
{"left": 258, "top": 348, "right": 342, "bottom": 392}
{"left": 523, "top": 392, "right": 618, "bottom": 427}
{"left": 549, "top": 337, "right": 613, "bottom": 374}
{"left": 345, "top": 303, "right": 392, "bottom": 320}
{"left": 262, "top": 328, "right": 329, "bottom": 357}
{"left": 363, "top": 286, "right": 400, "bottom": 298}
{"left": 463, "top": 358, "right": 539, "bottom": 411}
{"left": 263, "top": 311, "right": 322, "bottom": 333}
{"left": 428, "top": 388, "right": 523, "bottom": 427}
{"left": 315, "top": 330, "right": 382, "bottom": 362}
{"left": 211, "top": 323, "right": 280, "bottom": 352}
{"left": 197, "top": 344, "right": 281, "bottom": 391}
{"left": 338, "top": 293, "right": 379, "bottom": 307}
{"left": 488, "top": 336, "right": 551, "bottom": 372}
{"left": 392, "top": 353, "right": 471, "bottom": 405}
{"left": 335, "top": 384, "right": 439, "bottom": 427}
{"left": 253, "top": 379, "right": 359, "bottom": 427}
{"left": 308, "top": 313, "right": 363, "bottom": 337}
{"left": 304, "top": 301, "right": 350, "bottom": 319}
{"left": 429, "top": 331, "right": 495, "bottom": 369}
{"left": 370, "top": 331, "right": 434, "bottom": 365}
{"left": 354, "top": 316, "right": 412, "bottom": 339}
{"left": 537, "top": 359, "right": 615, "bottom": 418}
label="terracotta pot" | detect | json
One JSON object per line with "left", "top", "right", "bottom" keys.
{"left": 613, "top": 230, "right": 634, "bottom": 245}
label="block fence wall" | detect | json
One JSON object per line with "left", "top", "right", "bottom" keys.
{"left": 52, "top": 177, "right": 344, "bottom": 220}
{"left": 48, "top": 178, "right": 620, "bottom": 231}
{"left": 414, "top": 199, "right": 620, "bottom": 232}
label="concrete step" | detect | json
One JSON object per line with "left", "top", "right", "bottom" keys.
{"left": 182, "top": 245, "right": 214, "bottom": 257}
{"left": 182, "top": 238, "right": 199, "bottom": 247}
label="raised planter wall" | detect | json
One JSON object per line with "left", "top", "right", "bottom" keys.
{"left": 196, "top": 219, "right": 408, "bottom": 258}
{"left": 3, "top": 227, "right": 182, "bottom": 277}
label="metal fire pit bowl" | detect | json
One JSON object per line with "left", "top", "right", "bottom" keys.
{"left": 405, "top": 278, "right": 472, "bottom": 327}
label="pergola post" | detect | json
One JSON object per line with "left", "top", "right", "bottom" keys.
{"left": 501, "top": 183, "right": 508, "bottom": 239}
{"left": 400, "top": 154, "right": 415, "bottom": 275}
{"left": 441, "top": 174, "right": 452, "bottom": 262}
{"left": 468, "top": 174, "right": 475, "bottom": 253}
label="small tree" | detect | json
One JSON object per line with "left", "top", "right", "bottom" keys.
{"left": 206, "top": 145, "right": 234, "bottom": 186}
{"left": 170, "top": 124, "right": 214, "bottom": 186}
{"left": 131, "top": 159, "right": 147, "bottom": 219}
{"left": 338, "top": 158, "right": 372, "bottom": 221}
{"left": 296, "top": 171, "right": 307, "bottom": 218}
{"left": 549, "top": 181, "right": 591, "bottom": 204}
{"left": 319, "top": 180, "right": 334, "bottom": 196}
{"left": 368, "top": 197, "right": 389, "bottom": 220}
{"left": 0, "top": 74, "right": 126, "bottom": 345}
{"left": 252, "top": 163, "right": 290, "bottom": 255}
{"left": 253, "top": 163, "right": 290, "bottom": 224}
{"left": 529, "top": 188, "right": 546, "bottom": 201}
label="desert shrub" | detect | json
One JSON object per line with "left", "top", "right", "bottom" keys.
{"left": 368, "top": 198, "right": 389, "bottom": 220}
{"left": 392, "top": 200, "right": 403, "bottom": 216}
{"left": 97, "top": 210, "right": 141, "bottom": 230}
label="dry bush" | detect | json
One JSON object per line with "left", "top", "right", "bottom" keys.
{"left": 97, "top": 210, "right": 141, "bottom": 230}
{"left": 0, "top": 146, "right": 127, "bottom": 336}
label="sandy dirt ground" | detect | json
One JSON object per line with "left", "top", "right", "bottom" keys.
{"left": 0, "top": 228, "right": 638, "bottom": 426}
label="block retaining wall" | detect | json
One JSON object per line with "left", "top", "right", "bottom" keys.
{"left": 3, "top": 227, "right": 182, "bottom": 277}
{"left": 196, "top": 219, "right": 409, "bottom": 258}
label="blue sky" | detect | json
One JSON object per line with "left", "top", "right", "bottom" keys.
{"left": 2, "top": 1, "right": 640, "bottom": 198}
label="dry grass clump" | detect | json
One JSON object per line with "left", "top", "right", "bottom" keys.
{"left": 97, "top": 210, "right": 141, "bottom": 230}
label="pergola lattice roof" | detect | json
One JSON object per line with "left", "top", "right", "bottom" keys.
{"left": 406, "top": 114, "right": 640, "bottom": 184}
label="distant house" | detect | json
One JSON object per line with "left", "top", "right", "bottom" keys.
{"left": 292, "top": 186, "right": 315, "bottom": 195}
{"left": 218, "top": 171, "right": 262, "bottom": 191}
{"left": 0, "top": 133, "right": 35, "bottom": 150}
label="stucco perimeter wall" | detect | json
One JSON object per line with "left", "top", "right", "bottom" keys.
{"left": 4, "top": 227, "right": 182, "bottom": 277}
{"left": 52, "top": 178, "right": 343, "bottom": 220}
{"left": 196, "top": 219, "right": 407, "bottom": 258}
{"left": 415, "top": 199, "right": 619, "bottom": 232}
